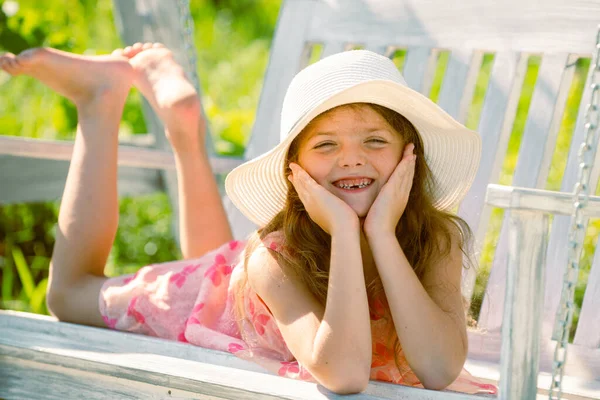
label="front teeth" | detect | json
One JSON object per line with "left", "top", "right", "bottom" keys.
{"left": 339, "top": 183, "right": 369, "bottom": 189}
{"left": 337, "top": 179, "right": 372, "bottom": 189}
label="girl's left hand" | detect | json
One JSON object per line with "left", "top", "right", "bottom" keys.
{"left": 363, "top": 143, "right": 416, "bottom": 237}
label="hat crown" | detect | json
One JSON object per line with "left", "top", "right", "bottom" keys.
{"left": 280, "top": 50, "right": 407, "bottom": 142}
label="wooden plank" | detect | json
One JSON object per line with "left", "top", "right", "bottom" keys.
{"left": 466, "top": 333, "right": 600, "bottom": 400}
{"left": 511, "top": 53, "right": 570, "bottom": 188}
{"left": 320, "top": 41, "right": 347, "bottom": 59}
{"left": 0, "top": 357, "right": 221, "bottom": 400}
{"left": 0, "top": 136, "right": 243, "bottom": 173}
{"left": 497, "top": 210, "right": 547, "bottom": 400}
{"left": 574, "top": 246, "right": 600, "bottom": 347}
{"left": 0, "top": 156, "right": 162, "bottom": 204}
{"left": 304, "top": 0, "right": 600, "bottom": 54}
{"left": 484, "top": 184, "right": 600, "bottom": 217}
{"left": 436, "top": 48, "right": 477, "bottom": 124}
{"left": 467, "top": 330, "right": 600, "bottom": 394}
{"left": 543, "top": 58, "right": 599, "bottom": 338}
{"left": 477, "top": 53, "right": 568, "bottom": 331}
{"left": 225, "top": 0, "right": 318, "bottom": 240}
{"left": 0, "top": 311, "right": 482, "bottom": 400}
{"left": 458, "top": 52, "right": 526, "bottom": 299}
{"left": 457, "top": 51, "right": 484, "bottom": 126}
{"left": 401, "top": 47, "right": 433, "bottom": 94}
{"left": 244, "top": 0, "right": 317, "bottom": 158}
{"left": 111, "top": 0, "right": 211, "bottom": 245}
{"left": 298, "top": 41, "right": 316, "bottom": 70}
{"left": 364, "top": 43, "right": 391, "bottom": 56}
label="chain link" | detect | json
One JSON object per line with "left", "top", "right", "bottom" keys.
{"left": 548, "top": 25, "right": 600, "bottom": 400}
{"left": 175, "top": 0, "right": 201, "bottom": 94}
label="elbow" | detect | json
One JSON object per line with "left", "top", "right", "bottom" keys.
{"left": 419, "top": 361, "right": 463, "bottom": 391}
{"left": 46, "top": 286, "right": 68, "bottom": 321}
{"left": 309, "top": 360, "right": 371, "bottom": 394}
{"left": 323, "top": 369, "right": 370, "bottom": 394}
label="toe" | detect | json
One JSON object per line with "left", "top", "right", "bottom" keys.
{"left": 153, "top": 43, "right": 165, "bottom": 48}
{"left": 143, "top": 42, "right": 153, "bottom": 50}
{"left": 123, "top": 46, "right": 133, "bottom": 55}
{"left": 3, "top": 59, "right": 20, "bottom": 75}
{"left": 112, "top": 48, "right": 125, "bottom": 56}
{"left": 125, "top": 43, "right": 146, "bottom": 57}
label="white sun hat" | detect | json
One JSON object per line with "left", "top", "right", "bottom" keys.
{"left": 225, "top": 50, "right": 481, "bottom": 227}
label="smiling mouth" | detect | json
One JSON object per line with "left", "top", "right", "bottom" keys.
{"left": 332, "top": 178, "right": 374, "bottom": 190}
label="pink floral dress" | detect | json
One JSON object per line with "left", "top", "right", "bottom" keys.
{"left": 99, "top": 232, "right": 497, "bottom": 395}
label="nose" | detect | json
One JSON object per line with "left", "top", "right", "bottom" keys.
{"left": 337, "top": 145, "right": 366, "bottom": 168}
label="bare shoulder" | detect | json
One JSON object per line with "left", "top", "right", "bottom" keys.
{"left": 246, "top": 245, "right": 323, "bottom": 316}
{"left": 246, "top": 245, "right": 324, "bottom": 357}
{"left": 246, "top": 245, "right": 290, "bottom": 296}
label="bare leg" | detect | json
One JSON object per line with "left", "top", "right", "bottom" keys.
{"left": 1, "top": 48, "right": 133, "bottom": 326}
{"left": 114, "top": 43, "right": 233, "bottom": 258}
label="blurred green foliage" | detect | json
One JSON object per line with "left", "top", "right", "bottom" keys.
{"left": 0, "top": 0, "right": 280, "bottom": 312}
{"left": 0, "top": 0, "right": 595, "bottom": 343}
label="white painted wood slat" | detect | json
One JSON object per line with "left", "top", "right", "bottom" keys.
{"left": 498, "top": 210, "right": 548, "bottom": 400}
{"left": 244, "top": 0, "right": 317, "bottom": 159}
{"left": 575, "top": 244, "right": 600, "bottom": 347}
{"left": 458, "top": 52, "right": 526, "bottom": 299}
{"left": 436, "top": 49, "right": 478, "bottom": 125}
{"left": 0, "top": 136, "right": 243, "bottom": 173}
{"left": 544, "top": 62, "right": 600, "bottom": 337}
{"left": 0, "top": 156, "right": 161, "bottom": 204}
{"left": 478, "top": 53, "right": 569, "bottom": 331}
{"left": 401, "top": 47, "right": 434, "bottom": 94}
{"left": 320, "top": 41, "right": 347, "bottom": 59}
{"left": 0, "top": 311, "right": 485, "bottom": 400}
{"left": 467, "top": 331, "right": 600, "bottom": 399}
{"left": 304, "top": 0, "right": 600, "bottom": 54}
{"left": 364, "top": 43, "right": 391, "bottom": 57}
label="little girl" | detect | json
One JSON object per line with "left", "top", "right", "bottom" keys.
{"left": 0, "top": 45, "right": 496, "bottom": 395}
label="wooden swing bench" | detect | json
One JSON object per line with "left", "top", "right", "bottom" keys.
{"left": 2, "top": 0, "right": 600, "bottom": 398}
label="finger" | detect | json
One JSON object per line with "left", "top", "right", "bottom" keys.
{"left": 288, "top": 163, "right": 310, "bottom": 197}
{"left": 400, "top": 157, "right": 416, "bottom": 195}
{"left": 402, "top": 143, "right": 415, "bottom": 159}
{"left": 290, "top": 163, "right": 319, "bottom": 188}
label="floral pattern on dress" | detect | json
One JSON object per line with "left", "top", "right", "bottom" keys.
{"left": 99, "top": 232, "right": 497, "bottom": 396}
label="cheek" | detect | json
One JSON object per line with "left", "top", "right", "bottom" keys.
{"left": 375, "top": 152, "right": 402, "bottom": 181}
{"left": 297, "top": 154, "right": 331, "bottom": 184}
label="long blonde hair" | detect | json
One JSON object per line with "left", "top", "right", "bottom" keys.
{"left": 238, "top": 103, "right": 474, "bottom": 369}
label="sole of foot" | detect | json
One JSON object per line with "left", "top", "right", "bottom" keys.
{"left": 0, "top": 47, "right": 133, "bottom": 109}
{"left": 114, "top": 42, "right": 201, "bottom": 138}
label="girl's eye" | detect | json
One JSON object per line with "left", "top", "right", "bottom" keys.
{"left": 314, "top": 142, "right": 335, "bottom": 149}
{"left": 367, "top": 138, "right": 388, "bottom": 144}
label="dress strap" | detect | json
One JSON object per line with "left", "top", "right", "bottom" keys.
{"left": 260, "top": 231, "right": 285, "bottom": 254}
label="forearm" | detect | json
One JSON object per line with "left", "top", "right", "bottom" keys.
{"left": 368, "top": 232, "right": 466, "bottom": 389}
{"left": 173, "top": 145, "right": 233, "bottom": 258}
{"left": 311, "top": 224, "right": 372, "bottom": 379}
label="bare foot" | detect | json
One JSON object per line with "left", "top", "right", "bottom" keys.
{"left": 0, "top": 48, "right": 133, "bottom": 110}
{"left": 114, "top": 42, "right": 203, "bottom": 150}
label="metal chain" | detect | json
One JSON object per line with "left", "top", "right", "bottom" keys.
{"left": 175, "top": 0, "right": 201, "bottom": 94}
{"left": 548, "top": 25, "right": 600, "bottom": 399}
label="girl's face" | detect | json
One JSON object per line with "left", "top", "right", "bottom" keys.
{"left": 297, "top": 104, "right": 405, "bottom": 217}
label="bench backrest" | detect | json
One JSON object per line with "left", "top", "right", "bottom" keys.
{"left": 234, "top": 0, "right": 600, "bottom": 348}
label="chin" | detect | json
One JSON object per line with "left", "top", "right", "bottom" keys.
{"left": 348, "top": 203, "right": 372, "bottom": 218}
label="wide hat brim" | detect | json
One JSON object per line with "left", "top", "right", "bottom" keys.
{"left": 225, "top": 79, "right": 481, "bottom": 228}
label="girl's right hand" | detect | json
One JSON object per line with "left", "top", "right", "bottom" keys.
{"left": 288, "top": 163, "right": 358, "bottom": 234}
